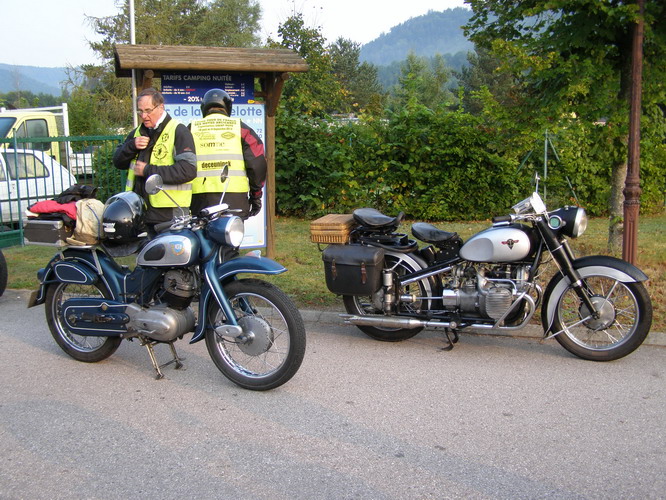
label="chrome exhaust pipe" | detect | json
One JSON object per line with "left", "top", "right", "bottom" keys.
{"left": 341, "top": 314, "right": 456, "bottom": 330}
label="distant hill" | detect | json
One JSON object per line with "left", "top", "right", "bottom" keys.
{"left": 360, "top": 8, "right": 474, "bottom": 66}
{"left": 0, "top": 63, "right": 67, "bottom": 96}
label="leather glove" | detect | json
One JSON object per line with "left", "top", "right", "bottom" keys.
{"left": 248, "top": 191, "right": 262, "bottom": 217}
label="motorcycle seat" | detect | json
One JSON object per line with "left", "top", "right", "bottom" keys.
{"left": 353, "top": 208, "right": 404, "bottom": 229}
{"left": 411, "top": 222, "right": 461, "bottom": 245}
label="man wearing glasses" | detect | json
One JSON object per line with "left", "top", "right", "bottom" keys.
{"left": 113, "top": 87, "right": 197, "bottom": 234}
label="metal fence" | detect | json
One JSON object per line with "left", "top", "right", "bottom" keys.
{"left": 0, "top": 135, "right": 125, "bottom": 248}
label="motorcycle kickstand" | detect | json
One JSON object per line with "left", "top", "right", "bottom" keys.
{"left": 439, "top": 328, "right": 459, "bottom": 352}
{"left": 141, "top": 339, "right": 185, "bottom": 380}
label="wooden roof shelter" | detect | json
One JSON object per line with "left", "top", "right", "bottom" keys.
{"left": 114, "top": 44, "right": 309, "bottom": 256}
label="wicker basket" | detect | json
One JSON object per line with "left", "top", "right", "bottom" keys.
{"left": 310, "top": 214, "right": 356, "bottom": 244}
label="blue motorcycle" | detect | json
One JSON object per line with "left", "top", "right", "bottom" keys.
{"left": 28, "top": 174, "right": 306, "bottom": 390}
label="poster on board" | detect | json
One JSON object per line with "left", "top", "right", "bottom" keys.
{"left": 161, "top": 71, "right": 266, "bottom": 249}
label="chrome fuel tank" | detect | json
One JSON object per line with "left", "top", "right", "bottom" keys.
{"left": 459, "top": 225, "right": 532, "bottom": 263}
{"left": 137, "top": 231, "right": 200, "bottom": 267}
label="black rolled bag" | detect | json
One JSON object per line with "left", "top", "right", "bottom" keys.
{"left": 322, "top": 244, "right": 385, "bottom": 296}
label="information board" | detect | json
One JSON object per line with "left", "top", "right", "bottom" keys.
{"left": 161, "top": 72, "right": 266, "bottom": 248}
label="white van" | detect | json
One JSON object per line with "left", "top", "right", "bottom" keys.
{"left": 0, "top": 149, "right": 77, "bottom": 226}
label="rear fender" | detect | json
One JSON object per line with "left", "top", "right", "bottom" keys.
{"left": 28, "top": 253, "right": 104, "bottom": 308}
{"left": 190, "top": 255, "right": 287, "bottom": 343}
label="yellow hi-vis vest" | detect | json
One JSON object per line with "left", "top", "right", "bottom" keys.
{"left": 126, "top": 119, "right": 193, "bottom": 208}
{"left": 190, "top": 115, "right": 249, "bottom": 194}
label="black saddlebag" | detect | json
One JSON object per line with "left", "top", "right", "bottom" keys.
{"left": 322, "top": 244, "right": 385, "bottom": 295}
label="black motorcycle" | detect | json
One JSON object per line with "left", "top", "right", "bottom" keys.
{"left": 319, "top": 183, "right": 652, "bottom": 361}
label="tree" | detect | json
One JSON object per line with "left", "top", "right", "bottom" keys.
{"left": 456, "top": 45, "right": 516, "bottom": 116}
{"left": 329, "top": 38, "right": 384, "bottom": 115}
{"left": 269, "top": 14, "right": 344, "bottom": 117}
{"left": 388, "top": 52, "right": 455, "bottom": 112}
{"left": 76, "top": 0, "right": 262, "bottom": 132}
{"left": 464, "top": 1, "right": 666, "bottom": 252}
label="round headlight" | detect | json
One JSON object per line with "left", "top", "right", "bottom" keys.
{"left": 549, "top": 206, "right": 587, "bottom": 238}
{"left": 208, "top": 216, "right": 245, "bottom": 247}
{"left": 226, "top": 216, "right": 245, "bottom": 247}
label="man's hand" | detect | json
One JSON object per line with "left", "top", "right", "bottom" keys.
{"left": 135, "top": 136, "right": 149, "bottom": 150}
{"left": 248, "top": 191, "right": 262, "bottom": 217}
{"left": 134, "top": 160, "right": 147, "bottom": 177}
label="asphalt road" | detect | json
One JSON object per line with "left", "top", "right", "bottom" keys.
{"left": 1, "top": 289, "right": 664, "bottom": 499}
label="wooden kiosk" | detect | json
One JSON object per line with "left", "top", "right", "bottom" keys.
{"left": 113, "top": 44, "right": 309, "bottom": 256}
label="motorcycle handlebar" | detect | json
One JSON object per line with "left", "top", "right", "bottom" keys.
{"left": 492, "top": 215, "right": 513, "bottom": 224}
{"left": 154, "top": 220, "right": 174, "bottom": 233}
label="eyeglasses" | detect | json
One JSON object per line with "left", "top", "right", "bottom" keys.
{"left": 137, "top": 105, "right": 160, "bottom": 116}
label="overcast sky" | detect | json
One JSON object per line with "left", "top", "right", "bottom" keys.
{"left": 0, "top": 0, "right": 467, "bottom": 68}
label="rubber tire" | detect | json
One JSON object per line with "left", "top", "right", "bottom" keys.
{"left": 205, "top": 279, "right": 306, "bottom": 391}
{"left": 0, "top": 249, "right": 7, "bottom": 297}
{"left": 45, "top": 281, "right": 122, "bottom": 362}
{"left": 547, "top": 271, "right": 652, "bottom": 361}
{"left": 342, "top": 253, "right": 431, "bottom": 342}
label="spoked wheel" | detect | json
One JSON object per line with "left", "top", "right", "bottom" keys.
{"left": 205, "top": 278, "right": 306, "bottom": 391}
{"left": 45, "top": 282, "right": 122, "bottom": 362}
{"left": 343, "top": 253, "right": 432, "bottom": 341}
{"left": 549, "top": 273, "right": 652, "bottom": 361}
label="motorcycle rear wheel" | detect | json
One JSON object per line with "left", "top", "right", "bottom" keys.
{"left": 549, "top": 273, "right": 652, "bottom": 361}
{"left": 0, "top": 249, "right": 7, "bottom": 297}
{"left": 343, "top": 253, "right": 431, "bottom": 341}
{"left": 205, "top": 278, "right": 306, "bottom": 391}
{"left": 45, "top": 282, "right": 122, "bottom": 362}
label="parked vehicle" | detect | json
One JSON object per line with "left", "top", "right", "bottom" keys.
{"left": 319, "top": 177, "right": 652, "bottom": 361}
{"left": 0, "top": 104, "right": 69, "bottom": 164}
{"left": 27, "top": 173, "right": 306, "bottom": 390}
{"left": 0, "top": 149, "right": 77, "bottom": 226}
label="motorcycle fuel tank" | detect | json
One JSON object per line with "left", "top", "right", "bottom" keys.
{"left": 137, "top": 231, "right": 200, "bottom": 267}
{"left": 459, "top": 225, "right": 532, "bottom": 262}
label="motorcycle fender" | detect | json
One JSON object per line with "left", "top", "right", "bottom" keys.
{"left": 28, "top": 258, "right": 100, "bottom": 308}
{"left": 216, "top": 255, "right": 287, "bottom": 280}
{"left": 190, "top": 256, "right": 287, "bottom": 344}
{"left": 542, "top": 255, "right": 648, "bottom": 334}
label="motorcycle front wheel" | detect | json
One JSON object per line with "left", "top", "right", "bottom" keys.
{"left": 546, "top": 271, "right": 652, "bottom": 361}
{"left": 205, "top": 278, "right": 306, "bottom": 391}
{"left": 343, "top": 253, "right": 432, "bottom": 341}
{"left": 45, "top": 282, "right": 122, "bottom": 362}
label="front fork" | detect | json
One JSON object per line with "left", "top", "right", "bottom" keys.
{"left": 537, "top": 218, "right": 599, "bottom": 318}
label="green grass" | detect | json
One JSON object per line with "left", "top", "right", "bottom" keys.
{"left": 4, "top": 214, "right": 665, "bottom": 330}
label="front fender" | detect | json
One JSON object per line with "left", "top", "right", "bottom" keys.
{"left": 216, "top": 255, "right": 287, "bottom": 280}
{"left": 542, "top": 255, "right": 649, "bottom": 333}
{"left": 190, "top": 255, "right": 287, "bottom": 343}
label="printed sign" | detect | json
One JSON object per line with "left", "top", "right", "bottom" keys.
{"left": 161, "top": 72, "right": 266, "bottom": 248}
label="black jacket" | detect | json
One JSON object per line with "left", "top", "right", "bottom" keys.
{"left": 113, "top": 114, "right": 197, "bottom": 224}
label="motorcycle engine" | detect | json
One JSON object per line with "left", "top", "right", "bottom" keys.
{"left": 443, "top": 264, "right": 529, "bottom": 320}
{"left": 161, "top": 269, "right": 197, "bottom": 310}
{"left": 124, "top": 270, "right": 197, "bottom": 342}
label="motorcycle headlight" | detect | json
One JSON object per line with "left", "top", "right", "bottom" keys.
{"left": 549, "top": 206, "right": 588, "bottom": 238}
{"left": 208, "top": 216, "right": 245, "bottom": 247}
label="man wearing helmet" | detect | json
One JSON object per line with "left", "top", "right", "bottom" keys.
{"left": 113, "top": 88, "right": 197, "bottom": 233}
{"left": 189, "top": 88, "right": 267, "bottom": 218}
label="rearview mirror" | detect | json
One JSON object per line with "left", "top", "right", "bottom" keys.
{"left": 145, "top": 174, "right": 163, "bottom": 195}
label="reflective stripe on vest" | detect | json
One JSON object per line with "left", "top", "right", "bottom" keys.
{"left": 126, "top": 120, "right": 193, "bottom": 208}
{"left": 191, "top": 115, "right": 249, "bottom": 194}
